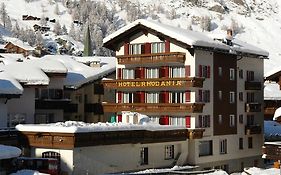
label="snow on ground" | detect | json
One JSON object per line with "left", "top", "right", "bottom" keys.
{"left": 237, "top": 167, "right": 280, "bottom": 175}
{"left": 10, "top": 170, "right": 49, "bottom": 175}
{"left": 264, "top": 81, "right": 281, "bottom": 100}
{"left": 15, "top": 120, "right": 186, "bottom": 133}
{"left": 0, "top": 144, "right": 21, "bottom": 160}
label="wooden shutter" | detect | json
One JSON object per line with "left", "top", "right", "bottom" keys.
{"left": 198, "top": 90, "right": 202, "bottom": 102}
{"left": 164, "top": 91, "right": 169, "bottom": 103}
{"left": 165, "top": 40, "right": 170, "bottom": 53}
{"left": 117, "top": 91, "right": 122, "bottom": 103}
{"left": 117, "top": 115, "right": 122, "bottom": 122}
{"left": 160, "top": 115, "right": 169, "bottom": 125}
{"left": 135, "top": 67, "right": 140, "bottom": 79}
{"left": 199, "top": 65, "right": 202, "bottom": 77}
{"left": 185, "top": 65, "right": 190, "bottom": 77}
{"left": 124, "top": 42, "right": 129, "bottom": 55}
{"left": 140, "top": 91, "right": 145, "bottom": 103}
{"left": 134, "top": 92, "right": 140, "bottom": 103}
{"left": 140, "top": 67, "right": 145, "bottom": 79}
{"left": 185, "top": 91, "right": 191, "bottom": 102}
{"left": 207, "top": 66, "right": 211, "bottom": 78}
{"left": 117, "top": 68, "right": 122, "bottom": 79}
{"left": 186, "top": 116, "right": 191, "bottom": 128}
{"left": 144, "top": 43, "right": 151, "bottom": 54}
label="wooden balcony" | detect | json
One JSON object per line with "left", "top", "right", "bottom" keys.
{"left": 117, "top": 52, "right": 186, "bottom": 65}
{"left": 103, "top": 77, "right": 205, "bottom": 89}
{"left": 187, "top": 128, "right": 205, "bottom": 139}
{"left": 245, "top": 125, "right": 262, "bottom": 135}
{"left": 102, "top": 103, "right": 204, "bottom": 113}
{"left": 245, "top": 103, "right": 262, "bottom": 112}
{"left": 245, "top": 81, "right": 262, "bottom": 90}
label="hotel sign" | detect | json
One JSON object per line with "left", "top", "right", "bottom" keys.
{"left": 117, "top": 80, "right": 184, "bottom": 88}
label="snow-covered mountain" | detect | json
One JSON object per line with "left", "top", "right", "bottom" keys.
{"left": 0, "top": 0, "right": 280, "bottom": 73}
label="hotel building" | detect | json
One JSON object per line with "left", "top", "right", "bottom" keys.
{"left": 102, "top": 19, "right": 268, "bottom": 172}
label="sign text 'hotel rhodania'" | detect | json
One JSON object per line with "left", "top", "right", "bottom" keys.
{"left": 117, "top": 80, "right": 183, "bottom": 88}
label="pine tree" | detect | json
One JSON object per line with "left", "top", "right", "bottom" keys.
{"left": 0, "top": 3, "right": 7, "bottom": 28}
{"left": 54, "top": 3, "right": 60, "bottom": 15}
{"left": 83, "top": 25, "right": 93, "bottom": 56}
{"left": 53, "top": 21, "right": 62, "bottom": 35}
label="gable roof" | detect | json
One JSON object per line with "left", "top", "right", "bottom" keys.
{"left": 0, "top": 71, "right": 23, "bottom": 96}
{"left": 103, "top": 19, "right": 268, "bottom": 57}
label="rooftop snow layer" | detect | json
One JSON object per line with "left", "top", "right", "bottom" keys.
{"left": 42, "top": 55, "right": 116, "bottom": 89}
{"left": 0, "top": 144, "right": 21, "bottom": 160}
{"left": 264, "top": 81, "right": 281, "bottom": 100}
{"left": 25, "top": 59, "right": 68, "bottom": 74}
{"left": 264, "top": 120, "right": 281, "bottom": 140}
{"left": 1, "top": 62, "right": 49, "bottom": 85}
{"left": 4, "top": 37, "right": 34, "bottom": 51}
{"left": 16, "top": 121, "right": 186, "bottom": 133}
{"left": 0, "top": 53, "right": 26, "bottom": 65}
{"left": 0, "top": 71, "right": 23, "bottom": 95}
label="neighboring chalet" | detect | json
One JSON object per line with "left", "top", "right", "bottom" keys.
{"left": 4, "top": 38, "right": 34, "bottom": 57}
{"left": 102, "top": 19, "right": 268, "bottom": 172}
{"left": 264, "top": 69, "right": 281, "bottom": 120}
{"left": 33, "top": 24, "right": 51, "bottom": 33}
{"left": 41, "top": 55, "right": 116, "bottom": 123}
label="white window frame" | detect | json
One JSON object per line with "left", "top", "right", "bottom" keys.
{"left": 218, "top": 115, "right": 222, "bottom": 124}
{"left": 230, "top": 68, "right": 235, "bottom": 80}
{"left": 230, "top": 115, "right": 235, "bottom": 127}
{"left": 146, "top": 92, "right": 159, "bottom": 103}
{"left": 146, "top": 67, "right": 159, "bottom": 79}
{"left": 218, "top": 91, "right": 222, "bottom": 100}
{"left": 218, "top": 67, "right": 222, "bottom": 77}
{"left": 230, "top": 91, "right": 235, "bottom": 103}
{"left": 164, "top": 145, "right": 174, "bottom": 160}
{"left": 151, "top": 42, "right": 165, "bottom": 53}
{"left": 220, "top": 139, "right": 227, "bottom": 154}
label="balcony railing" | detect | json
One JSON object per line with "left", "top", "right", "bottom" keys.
{"left": 117, "top": 52, "right": 186, "bottom": 65}
{"left": 245, "top": 103, "right": 262, "bottom": 112}
{"left": 245, "top": 81, "right": 262, "bottom": 90}
{"left": 102, "top": 103, "right": 204, "bottom": 113}
{"left": 187, "top": 128, "right": 205, "bottom": 139}
{"left": 103, "top": 77, "right": 205, "bottom": 89}
{"left": 35, "top": 89, "right": 71, "bottom": 101}
{"left": 245, "top": 125, "right": 262, "bottom": 135}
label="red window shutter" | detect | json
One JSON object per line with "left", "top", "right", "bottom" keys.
{"left": 117, "top": 68, "right": 122, "bottom": 79}
{"left": 124, "top": 42, "right": 129, "bottom": 55}
{"left": 185, "top": 91, "right": 191, "bottom": 102}
{"left": 135, "top": 67, "right": 140, "bottom": 79}
{"left": 140, "top": 91, "right": 145, "bottom": 103}
{"left": 199, "top": 90, "right": 202, "bottom": 102}
{"left": 160, "top": 115, "right": 169, "bottom": 125}
{"left": 117, "top": 91, "right": 122, "bottom": 103}
{"left": 140, "top": 67, "right": 145, "bottom": 79}
{"left": 161, "top": 66, "right": 169, "bottom": 78}
{"left": 199, "top": 65, "right": 202, "bottom": 77}
{"left": 185, "top": 65, "right": 190, "bottom": 77}
{"left": 165, "top": 40, "right": 170, "bottom": 53}
{"left": 117, "top": 115, "right": 122, "bottom": 122}
{"left": 207, "top": 66, "right": 211, "bottom": 78}
{"left": 144, "top": 43, "right": 151, "bottom": 54}
{"left": 186, "top": 116, "right": 191, "bottom": 128}
{"left": 164, "top": 91, "right": 169, "bottom": 103}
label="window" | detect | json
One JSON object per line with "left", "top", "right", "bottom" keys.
{"left": 94, "top": 84, "right": 104, "bottom": 94}
{"left": 140, "top": 147, "right": 148, "bottom": 165}
{"left": 129, "top": 43, "right": 144, "bottom": 54}
{"left": 170, "top": 91, "right": 185, "bottom": 103}
{"left": 239, "top": 92, "right": 243, "bottom": 101}
{"left": 239, "top": 114, "right": 243, "bottom": 124}
{"left": 230, "top": 92, "right": 235, "bottom": 103}
{"left": 247, "top": 115, "right": 254, "bottom": 126}
{"left": 199, "top": 90, "right": 210, "bottom": 103}
{"left": 246, "top": 92, "right": 255, "bottom": 103}
{"left": 146, "top": 92, "right": 159, "bottom": 103}
{"left": 151, "top": 42, "right": 165, "bottom": 53}
{"left": 165, "top": 145, "right": 174, "bottom": 159}
{"left": 123, "top": 92, "right": 133, "bottom": 103}
{"left": 230, "top": 68, "right": 235, "bottom": 80}
{"left": 146, "top": 68, "right": 159, "bottom": 79}
{"left": 199, "top": 140, "right": 213, "bottom": 156}
{"left": 169, "top": 117, "right": 186, "bottom": 127}
{"left": 239, "top": 138, "right": 243, "bottom": 150}
{"left": 122, "top": 69, "right": 135, "bottom": 79}
{"left": 248, "top": 137, "right": 253, "bottom": 149}
{"left": 170, "top": 67, "right": 185, "bottom": 78}
{"left": 218, "top": 67, "right": 222, "bottom": 77}
{"left": 218, "top": 115, "right": 222, "bottom": 124}
{"left": 199, "top": 65, "right": 210, "bottom": 78}
{"left": 199, "top": 115, "right": 211, "bottom": 128}
{"left": 230, "top": 115, "right": 235, "bottom": 127}
{"left": 239, "top": 69, "right": 243, "bottom": 79}
{"left": 220, "top": 139, "right": 227, "bottom": 154}
{"left": 218, "top": 91, "right": 222, "bottom": 100}
{"left": 246, "top": 71, "right": 254, "bottom": 81}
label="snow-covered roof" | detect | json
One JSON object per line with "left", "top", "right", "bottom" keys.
{"left": 16, "top": 121, "right": 185, "bottom": 133}
{"left": 103, "top": 19, "right": 268, "bottom": 57}
{"left": 4, "top": 37, "right": 34, "bottom": 51}
{"left": 0, "top": 144, "right": 21, "bottom": 160}
{"left": 0, "top": 62, "right": 49, "bottom": 86}
{"left": 24, "top": 59, "right": 68, "bottom": 74}
{"left": 0, "top": 53, "right": 26, "bottom": 65}
{"left": 42, "top": 55, "right": 116, "bottom": 89}
{"left": 0, "top": 71, "right": 23, "bottom": 95}
{"left": 273, "top": 107, "right": 281, "bottom": 120}
{"left": 104, "top": 19, "right": 229, "bottom": 51}
{"left": 73, "top": 56, "right": 101, "bottom": 64}
{"left": 11, "top": 170, "right": 49, "bottom": 175}
{"left": 264, "top": 81, "right": 281, "bottom": 100}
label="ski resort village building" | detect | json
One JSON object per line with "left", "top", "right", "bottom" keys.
{"left": 101, "top": 19, "right": 269, "bottom": 172}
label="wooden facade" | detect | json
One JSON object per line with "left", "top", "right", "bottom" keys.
{"left": 4, "top": 42, "right": 33, "bottom": 57}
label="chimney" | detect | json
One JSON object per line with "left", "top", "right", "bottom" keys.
{"left": 226, "top": 29, "right": 233, "bottom": 46}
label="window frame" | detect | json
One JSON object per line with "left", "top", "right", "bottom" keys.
{"left": 230, "top": 68, "right": 235, "bottom": 80}
{"left": 230, "top": 115, "right": 235, "bottom": 127}
{"left": 219, "top": 139, "right": 227, "bottom": 154}
{"left": 164, "top": 145, "right": 174, "bottom": 160}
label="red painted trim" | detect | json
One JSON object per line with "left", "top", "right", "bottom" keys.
{"left": 124, "top": 42, "right": 129, "bottom": 55}
{"left": 117, "top": 115, "right": 122, "bottom": 122}
{"left": 144, "top": 43, "right": 151, "bottom": 54}
{"left": 186, "top": 116, "right": 191, "bottom": 128}
{"left": 117, "top": 68, "right": 122, "bottom": 79}
{"left": 165, "top": 40, "right": 170, "bottom": 53}
{"left": 185, "top": 65, "right": 190, "bottom": 77}
{"left": 185, "top": 91, "right": 191, "bottom": 102}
